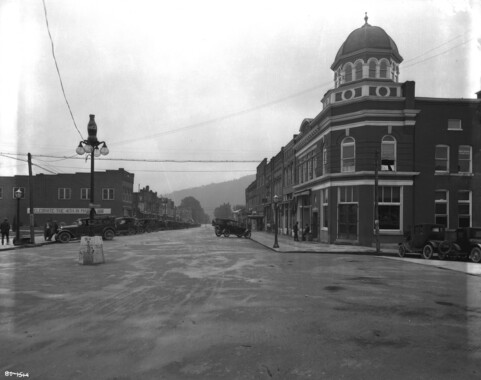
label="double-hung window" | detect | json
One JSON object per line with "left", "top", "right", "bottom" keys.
{"left": 102, "top": 188, "right": 115, "bottom": 200}
{"left": 435, "top": 190, "right": 448, "bottom": 227}
{"left": 80, "top": 188, "right": 91, "bottom": 200}
{"left": 381, "top": 135, "right": 396, "bottom": 171}
{"left": 341, "top": 137, "right": 355, "bottom": 172}
{"left": 378, "top": 186, "right": 401, "bottom": 230}
{"left": 458, "top": 191, "right": 471, "bottom": 227}
{"left": 58, "top": 188, "right": 71, "bottom": 200}
{"left": 435, "top": 145, "right": 449, "bottom": 172}
{"left": 458, "top": 145, "right": 472, "bottom": 173}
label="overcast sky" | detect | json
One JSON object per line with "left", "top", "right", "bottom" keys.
{"left": 1, "top": 0, "right": 480, "bottom": 195}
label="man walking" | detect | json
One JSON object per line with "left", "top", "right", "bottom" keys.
{"left": 293, "top": 221, "right": 299, "bottom": 241}
{"left": 1, "top": 218, "right": 11, "bottom": 245}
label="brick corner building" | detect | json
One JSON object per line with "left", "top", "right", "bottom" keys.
{"left": 245, "top": 15, "right": 481, "bottom": 247}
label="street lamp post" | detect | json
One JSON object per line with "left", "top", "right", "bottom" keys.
{"left": 75, "top": 115, "right": 109, "bottom": 232}
{"left": 14, "top": 188, "right": 22, "bottom": 244}
{"left": 273, "top": 194, "right": 279, "bottom": 248}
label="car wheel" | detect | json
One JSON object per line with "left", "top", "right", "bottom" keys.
{"left": 57, "top": 232, "right": 71, "bottom": 243}
{"left": 470, "top": 247, "right": 481, "bottom": 263}
{"left": 398, "top": 245, "right": 406, "bottom": 258}
{"left": 103, "top": 229, "right": 115, "bottom": 241}
{"left": 223, "top": 229, "right": 230, "bottom": 238}
{"left": 422, "top": 244, "right": 434, "bottom": 260}
{"left": 215, "top": 228, "right": 222, "bottom": 237}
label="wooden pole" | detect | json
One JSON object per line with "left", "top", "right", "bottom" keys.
{"left": 28, "top": 153, "right": 35, "bottom": 244}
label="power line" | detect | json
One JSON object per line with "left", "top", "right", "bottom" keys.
{"left": 1, "top": 152, "right": 261, "bottom": 163}
{"left": 41, "top": 0, "right": 83, "bottom": 140}
{"left": 0, "top": 153, "right": 58, "bottom": 174}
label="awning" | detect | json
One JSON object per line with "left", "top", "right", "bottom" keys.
{"left": 294, "top": 190, "right": 311, "bottom": 197}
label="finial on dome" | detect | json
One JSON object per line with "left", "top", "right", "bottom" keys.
{"left": 364, "top": 12, "right": 368, "bottom": 25}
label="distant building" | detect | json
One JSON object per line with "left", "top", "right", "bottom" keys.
{"left": 132, "top": 186, "right": 175, "bottom": 220}
{"left": 246, "top": 15, "right": 481, "bottom": 246}
{"left": 0, "top": 169, "right": 134, "bottom": 226}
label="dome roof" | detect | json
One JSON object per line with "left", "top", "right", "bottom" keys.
{"left": 331, "top": 16, "right": 402, "bottom": 69}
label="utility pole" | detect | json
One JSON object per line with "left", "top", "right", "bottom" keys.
{"left": 28, "top": 153, "right": 35, "bottom": 244}
{"left": 374, "top": 150, "right": 380, "bottom": 253}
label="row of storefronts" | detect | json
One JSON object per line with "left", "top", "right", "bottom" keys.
{"left": 0, "top": 169, "right": 186, "bottom": 227}
{"left": 245, "top": 17, "right": 481, "bottom": 247}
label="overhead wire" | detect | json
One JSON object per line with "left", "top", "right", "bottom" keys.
{"left": 41, "top": 0, "right": 83, "bottom": 140}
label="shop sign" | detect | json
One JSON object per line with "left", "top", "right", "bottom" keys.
{"left": 27, "top": 208, "right": 112, "bottom": 215}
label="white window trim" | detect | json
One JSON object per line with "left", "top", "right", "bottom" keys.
{"left": 435, "top": 145, "right": 450, "bottom": 173}
{"left": 458, "top": 145, "right": 472, "bottom": 173}
{"left": 58, "top": 188, "right": 71, "bottom": 200}
{"left": 458, "top": 190, "right": 471, "bottom": 227}
{"left": 447, "top": 119, "right": 462, "bottom": 131}
{"left": 435, "top": 189, "right": 449, "bottom": 228}
{"left": 341, "top": 137, "right": 356, "bottom": 173}
{"left": 378, "top": 186, "right": 403, "bottom": 232}
{"left": 102, "top": 188, "right": 115, "bottom": 201}
{"left": 381, "top": 135, "right": 397, "bottom": 171}
{"left": 80, "top": 188, "right": 90, "bottom": 200}
{"left": 321, "top": 188, "right": 329, "bottom": 231}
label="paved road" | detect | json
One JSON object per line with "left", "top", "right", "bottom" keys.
{"left": 1, "top": 226, "right": 480, "bottom": 379}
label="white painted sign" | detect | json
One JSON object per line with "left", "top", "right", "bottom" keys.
{"left": 27, "top": 208, "right": 111, "bottom": 215}
{"left": 78, "top": 236, "right": 105, "bottom": 265}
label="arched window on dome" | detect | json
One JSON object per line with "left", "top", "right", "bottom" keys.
{"left": 369, "top": 60, "right": 377, "bottom": 78}
{"left": 344, "top": 63, "right": 353, "bottom": 83}
{"left": 380, "top": 60, "right": 388, "bottom": 79}
{"left": 381, "top": 135, "right": 396, "bottom": 171}
{"left": 341, "top": 137, "right": 355, "bottom": 172}
{"left": 355, "top": 61, "right": 363, "bottom": 80}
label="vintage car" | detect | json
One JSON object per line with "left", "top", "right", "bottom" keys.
{"left": 115, "top": 217, "right": 140, "bottom": 235}
{"left": 55, "top": 216, "right": 117, "bottom": 243}
{"left": 398, "top": 224, "right": 446, "bottom": 259}
{"left": 212, "top": 218, "right": 251, "bottom": 238}
{"left": 136, "top": 218, "right": 166, "bottom": 233}
{"left": 437, "top": 227, "right": 481, "bottom": 263}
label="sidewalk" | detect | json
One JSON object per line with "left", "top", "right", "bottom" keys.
{"left": 0, "top": 233, "right": 55, "bottom": 251}
{"left": 250, "top": 230, "right": 399, "bottom": 255}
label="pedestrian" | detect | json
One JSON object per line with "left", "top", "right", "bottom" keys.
{"left": 44, "top": 220, "right": 52, "bottom": 241}
{"left": 302, "top": 224, "right": 310, "bottom": 241}
{"left": 1, "top": 218, "right": 11, "bottom": 245}
{"left": 51, "top": 220, "right": 59, "bottom": 240}
{"left": 293, "top": 221, "right": 299, "bottom": 241}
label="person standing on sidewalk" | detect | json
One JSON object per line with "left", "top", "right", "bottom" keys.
{"left": 293, "top": 221, "right": 299, "bottom": 241}
{"left": 1, "top": 218, "right": 10, "bottom": 245}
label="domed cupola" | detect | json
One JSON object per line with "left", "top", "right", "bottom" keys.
{"left": 331, "top": 14, "right": 403, "bottom": 88}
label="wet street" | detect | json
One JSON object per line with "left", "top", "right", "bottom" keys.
{"left": 1, "top": 225, "right": 480, "bottom": 379}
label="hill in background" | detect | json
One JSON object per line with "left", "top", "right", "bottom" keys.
{"left": 167, "top": 174, "right": 255, "bottom": 219}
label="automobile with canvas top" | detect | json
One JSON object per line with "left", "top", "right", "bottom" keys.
{"left": 55, "top": 216, "right": 117, "bottom": 243}
{"left": 398, "top": 224, "right": 445, "bottom": 259}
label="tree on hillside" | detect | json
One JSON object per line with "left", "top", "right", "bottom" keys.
{"left": 214, "top": 203, "right": 233, "bottom": 219}
{"left": 180, "top": 196, "right": 209, "bottom": 224}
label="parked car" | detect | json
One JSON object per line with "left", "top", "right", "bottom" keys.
{"left": 398, "top": 224, "right": 446, "bottom": 259}
{"left": 437, "top": 227, "right": 481, "bottom": 263}
{"left": 115, "top": 217, "right": 139, "bottom": 235}
{"left": 212, "top": 218, "right": 251, "bottom": 238}
{"left": 55, "top": 216, "right": 117, "bottom": 243}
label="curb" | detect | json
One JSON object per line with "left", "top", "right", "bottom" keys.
{"left": 250, "top": 238, "right": 397, "bottom": 256}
